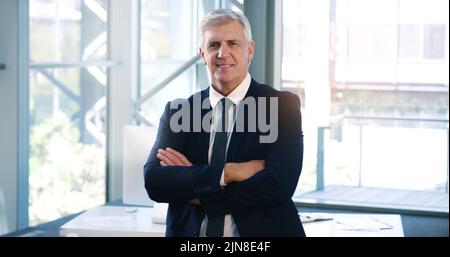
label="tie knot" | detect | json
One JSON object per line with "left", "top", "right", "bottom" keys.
{"left": 220, "top": 97, "right": 234, "bottom": 114}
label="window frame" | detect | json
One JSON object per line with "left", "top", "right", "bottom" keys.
{"left": 21, "top": 0, "right": 117, "bottom": 228}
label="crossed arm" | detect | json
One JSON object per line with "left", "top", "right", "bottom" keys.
{"left": 156, "top": 147, "right": 264, "bottom": 204}
{"left": 157, "top": 147, "right": 264, "bottom": 185}
{"left": 144, "top": 92, "right": 303, "bottom": 217}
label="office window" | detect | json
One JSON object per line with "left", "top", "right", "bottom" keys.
{"left": 282, "top": 0, "right": 449, "bottom": 212}
{"left": 348, "top": 25, "right": 371, "bottom": 59}
{"left": 398, "top": 0, "right": 448, "bottom": 62}
{"left": 136, "top": 0, "right": 244, "bottom": 125}
{"left": 347, "top": 24, "right": 397, "bottom": 60}
{"left": 398, "top": 25, "right": 421, "bottom": 59}
{"left": 138, "top": 0, "right": 198, "bottom": 126}
{"left": 398, "top": 24, "right": 446, "bottom": 60}
{"left": 423, "top": 24, "right": 446, "bottom": 59}
{"left": 29, "top": 0, "right": 108, "bottom": 225}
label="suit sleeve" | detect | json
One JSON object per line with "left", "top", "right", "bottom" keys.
{"left": 143, "top": 102, "right": 224, "bottom": 203}
{"left": 199, "top": 92, "right": 304, "bottom": 217}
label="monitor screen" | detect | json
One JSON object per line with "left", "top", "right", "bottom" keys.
{"left": 122, "top": 125, "right": 157, "bottom": 207}
{"left": 122, "top": 125, "right": 170, "bottom": 224}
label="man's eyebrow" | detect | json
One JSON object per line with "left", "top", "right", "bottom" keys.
{"left": 207, "top": 39, "right": 241, "bottom": 44}
{"left": 207, "top": 40, "right": 220, "bottom": 44}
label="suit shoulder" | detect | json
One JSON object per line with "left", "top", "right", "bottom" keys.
{"left": 255, "top": 83, "right": 300, "bottom": 103}
{"left": 186, "top": 90, "right": 204, "bottom": 103}
{"left": 164, "top": 89, "right": 205, "bottom": 114}
{"left": 254, "top": 83, "right": 279, "bottom": 96}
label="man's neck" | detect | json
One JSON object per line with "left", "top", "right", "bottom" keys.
{"left": 212, "top": 79, "right": 245, "bottom": 96}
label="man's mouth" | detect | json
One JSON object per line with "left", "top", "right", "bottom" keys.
{"left": 216, "top": 64, "right": 233, "bottom": 68}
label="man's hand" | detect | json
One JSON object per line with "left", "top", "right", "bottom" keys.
{"left": 224, "top": 160, "right": 265, "bottom": 184}
{"left": 156, "top": 148, "right": 264, "bottom": 203}
{"left": 157, "top": 147, "right": 193, "bottom": 166}
{"left": 156, "top": 148, "right": 198, "bottom": 205}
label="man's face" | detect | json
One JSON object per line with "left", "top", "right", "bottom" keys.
{"left": 200, "top": 20, "right": 254, "bottom": 90}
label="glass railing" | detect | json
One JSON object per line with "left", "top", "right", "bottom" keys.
{"left": 315, "top": 115, "right": 449, "bottom": 192}
{"left": 293, "top": 114, "right": 449, "bottom": 214}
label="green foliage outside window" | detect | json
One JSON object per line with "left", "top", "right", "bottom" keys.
{"left": 29, "top": 111, "right": 105, "bottom": 225}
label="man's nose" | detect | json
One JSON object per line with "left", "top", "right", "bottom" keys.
{"left": 217, "top": 45, "right": 230, "bottom": 58}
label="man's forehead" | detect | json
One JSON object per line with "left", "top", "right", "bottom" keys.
{"left": 203, "top": 21, "right": 246, "bottom": 41}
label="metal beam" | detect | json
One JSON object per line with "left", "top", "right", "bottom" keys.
{"left": 33, "top": 68, "right": 80, "bottom": 104}
{"left": 316, "top": 127, "right": 326, "bottom": 191}
{"left": 134, "top": 111, "right": 153, "bottom": 127}
{"left": 230, "top": 0, "right": 243, "bottom": 10}
{"left": 135, "top": 54, "right": 201, "bottom": 107}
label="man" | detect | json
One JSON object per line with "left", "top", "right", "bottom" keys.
{"left": 144, "top": 9, "right": 305, "bottom": 237}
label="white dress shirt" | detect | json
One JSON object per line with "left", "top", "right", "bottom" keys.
{"left": 199, "top": 73, "right": 252, "bottom": 237}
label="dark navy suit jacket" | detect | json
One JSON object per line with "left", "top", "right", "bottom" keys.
{"left": 144, "top": 79, "right": 305, "bottom": 237}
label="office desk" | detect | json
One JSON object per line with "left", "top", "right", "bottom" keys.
{"left": 60, "top": 206, "right": 165, "bottom": 237}
{"left": 59, "top": 206, "right": 403, "bottom": 237}
{"left": 302, "top": 213, "right": 404, "bottom": 237}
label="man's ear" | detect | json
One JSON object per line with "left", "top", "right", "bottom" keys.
{"left": 199, "top": 47, "right": 206, "bottom": 65}
{"left": 247, "top": 41, "right": 255, "bottom": 62}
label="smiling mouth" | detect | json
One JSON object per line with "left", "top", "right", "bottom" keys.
{"left": 216, "top": 64, "right": 233, "bottom": 68}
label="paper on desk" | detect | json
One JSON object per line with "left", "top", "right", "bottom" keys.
{"left": 82, "top": 216, "right": 135, "bottom": 229}
{"left": 334, "top": 216, "right": 393, "bottom": 231}
{"left": 299, "top": 212, "right": 333, "bottom": 223}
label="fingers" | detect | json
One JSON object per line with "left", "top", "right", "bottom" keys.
{"left": 166, "top": 148, "right": 192, "bottom": 166}
{"left": 156, "top": 148, "right": 193, "bottom": 166}
{"left": 157, "top": 149, "right": 176, "bottom": 166}
{"left": 162, "top": 148, "right": 183, "bottom": 164}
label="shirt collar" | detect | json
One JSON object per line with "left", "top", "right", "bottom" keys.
{"left": 209, "top": 73, "right": 251, "bottom": 108}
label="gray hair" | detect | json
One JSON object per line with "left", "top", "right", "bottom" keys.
{"left": 200, "top": 9, "right": 253, "bottom": 46}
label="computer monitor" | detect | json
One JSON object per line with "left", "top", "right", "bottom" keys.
{"left": 122, "top": 125, "right": 170, "bottom": 224}
{"left": 122, "top": 125, "right": 157, "bottom": 207}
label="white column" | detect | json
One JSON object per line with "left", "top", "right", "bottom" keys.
{"left": 108, "top": 0, "right": 138, "bottom": 201}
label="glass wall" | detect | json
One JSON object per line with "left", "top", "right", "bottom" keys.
{"left": 136, "top": 0, "right": 243, "bottom": 125}
{"left": 282, "top": 0, "right": 449, "bottom": 206}
{"left": 138, "top": 0, "right": 199, "bottom": 126}
{"left": 29, "top": 0, "right": 108, "bottom": 225}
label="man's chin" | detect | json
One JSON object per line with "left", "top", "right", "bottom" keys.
{"left": 213, "top": 76, "right": 234, "bottom": 86}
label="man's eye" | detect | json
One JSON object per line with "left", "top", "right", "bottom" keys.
{"left": 208, "top": 43, "right": 219, "bottom": 49}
